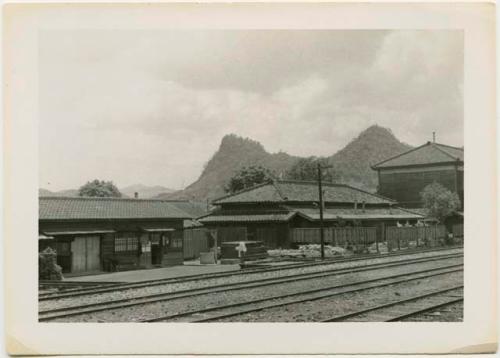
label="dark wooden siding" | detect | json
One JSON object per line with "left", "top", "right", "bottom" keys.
{"left": 183, "top": 228, "right": 210, "bottom": 259}
{"left": 378, "top": 167, "right": 458, "bottom": 207}
{"left": 457, "top": 169, "right": 464, "bottom": 208}
{"left": 39, "top": 218, "right": 185, "bottom": 274}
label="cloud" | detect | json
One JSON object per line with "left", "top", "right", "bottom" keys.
{"left": 39, "top": 30, "right": 463, "bottom": 190}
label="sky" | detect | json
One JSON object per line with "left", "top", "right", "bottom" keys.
{"left": 39, "top": 30, "right": 463, "bottom": 191}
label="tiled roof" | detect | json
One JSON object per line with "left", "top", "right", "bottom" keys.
{"left": 404, "top": 208, "right": 429, "bottom": 216}
{"left": 198, "top": 213, "right": 296, "bottom": 224}
{"left": 199, "top": 206, "right": 422, "bottom": 224}
{"left": 372, "top": 142, "right": 464, "bottom": 169}
{"left": 213, "top": 180, "right": 395, "bottom": 205}
{"left": 294, "top": 207, "right": 423, "bottom": 221}
{"left": 166, "top": 200, "right": 209, "bottom": 218}
{"left": 39, "top": 197, "right": 192, "bottom": 220}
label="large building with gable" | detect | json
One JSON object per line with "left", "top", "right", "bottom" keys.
{"left": 372, "top": 141, "right": 464, "bottom": 208}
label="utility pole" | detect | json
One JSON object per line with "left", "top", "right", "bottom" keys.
{"left": 317, "top": 163, "right": 333, "bottom": 260}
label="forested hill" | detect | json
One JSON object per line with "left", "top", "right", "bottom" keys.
{"left": 329, "top": 125, "right": 413, "bottom": 191}
{"left": 159, "top": 125, "right": 413, "bottom": 201}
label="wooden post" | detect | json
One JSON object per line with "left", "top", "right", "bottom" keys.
{"left": 317, "top": 163, "right": 325, "bottom": 260}
{"left": 214, "top": 230, "right": 218, "bottom": 264}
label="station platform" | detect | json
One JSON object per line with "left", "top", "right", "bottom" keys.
{"left": 66, "top": 262, "right": 241, "bottom": 283}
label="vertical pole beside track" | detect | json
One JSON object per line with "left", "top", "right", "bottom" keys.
{"left": 318, "top": 163, "right": 325, "bottom": 260}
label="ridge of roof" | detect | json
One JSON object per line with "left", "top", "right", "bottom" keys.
{"left": 277, "top": 180, "right": 396, "bottom": 203}
{"left": 213, "top": 179, "right": 395, "bottom": 205}
{"left": 271, "top": 180, "right": 287, "bottom": 201}
{"left": 39, "top": 196, "right": 190, "bottom": 203}
{"left": 433, "top": 143, "right": 464, "bottom": 151}
{"left": 371, "top": 142, "right": 429, "bottom": 169}
{"left": 372, "top": 141, "right": 464, "bottom": 169}
{"left": 432, "top": 143, "right": 464, "bottom": 160}
{"left": 275, "top": 179, "right": 352, "bottom": 188}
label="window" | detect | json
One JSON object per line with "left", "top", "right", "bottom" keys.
{"left": 139, "top": 234, "right": 151, "bottom": 253}
{"left": 114, "top": 233, "right": 139, "bottom": 252}
{"left": 171, "top": 237, "right": 183, "bottom": 249}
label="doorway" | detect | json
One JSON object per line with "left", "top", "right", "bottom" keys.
{"left": 71, "top": 236, "right": 101, "bottom": 273}
{"left": 150, "top": 233, "right": 162, "bottom": 265}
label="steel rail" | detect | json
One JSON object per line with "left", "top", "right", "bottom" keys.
{"left": 39, "top": 246, "right": 463, "bottom": 300}
{"left": 38, "top": 253, "right": 462, "bottom": 318}
{"left": 146, "top": 268, "right": 463, "bottom": 322}
{"left": 320, "top": 286, "right": 463, "bottom": 322}
{"left": 39, "top": 260, "right": 463, "bottom": 322}
{"left": 385, "top": 297, "right": 463, "bottom": 322}
{"left": 39, "top": 281, "right": 123, "bottom": 294}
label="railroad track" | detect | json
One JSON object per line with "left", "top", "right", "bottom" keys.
{"left": 320, "top": 286, "right": 463, "bottom": 322}
{"left": 39, "top": 253, "right": 463, "bottom": 322}
{"left": 145, "top": 267, "right": 463, "bottom": 322}
{"left": 39, "top": 246, "right": 463, "bottom": 301}
{"left": 39, "top": 280, "right": 123, "bottom": 290}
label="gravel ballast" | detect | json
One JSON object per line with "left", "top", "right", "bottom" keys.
{"left": 47, "top": 257, "right": 463, "bottom": 322}
{"left": 40, "top": 248, "right": 463, "bottom": 312}
{"left": 212, "top": 273, "right": 463, "bottom": 322}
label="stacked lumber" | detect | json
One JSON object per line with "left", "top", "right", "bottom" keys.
{"left": 221, "top": 240, "right": 268, "bottom": 261}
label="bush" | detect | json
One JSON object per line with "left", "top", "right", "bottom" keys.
{"left": 420, "top": 182, "right": 461, "bottom": 222}
{"left": 39, "top": 247, "right": 63, "bottom": 280}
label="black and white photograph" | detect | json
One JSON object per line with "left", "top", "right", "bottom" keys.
{"left": 3, "top": 2, "right": 496, "bottom": 355}
{"left": 37, "top": 29, "right": 465, "bottom": 323}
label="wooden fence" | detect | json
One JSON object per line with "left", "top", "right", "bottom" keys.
{"left": 185, "top": 223, "right": 458, "bottom": 259}
{"left": 290, "top": 227, "right": 377, "bottom": 247}
{"left": 290, "top": 225, "right": 449, "bottom": 252}
{"left": 385, "top": 225, "right": 447, "bottom": 251}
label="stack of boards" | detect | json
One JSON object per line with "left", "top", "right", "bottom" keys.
{"left": 220, "top": 241, "right": 268, "bottom": 264}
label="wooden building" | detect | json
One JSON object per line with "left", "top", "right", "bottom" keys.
{"left": 372, "top": 141, "right": 464, "bottom": 208}
{"left": 199, "top": 180, "right": 423, "bottom": 248}
{"left": 39, "top": 197, "right": 191, "bottom": 275}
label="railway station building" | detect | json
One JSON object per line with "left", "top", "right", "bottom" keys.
{"left": 39, "top": 197, "right": 192, "bottom": 275}
{"left": 198, "top": 180, "right": 423, "bottom": 248}
{"left": 372, "top": 141, "right": 464, "bottom": 209}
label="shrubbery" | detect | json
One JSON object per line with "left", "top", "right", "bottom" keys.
{"left": 39, "top": 247, "right": 63, "bottom": 280}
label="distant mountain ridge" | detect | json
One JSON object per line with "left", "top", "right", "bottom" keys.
{"left": 39, "top": 188, "right": 79, "bottom": 197}
{"left": 159, "top": 125, "right": 413, "bottom": 201}
{"left": 120, "top": 184, "right": 175, "bottom": 199}
{"left": 40, "top": 125, "right": 412, "bottom": 202}
{"left": 39, "top": 184, "right": 175, "bottom": 199}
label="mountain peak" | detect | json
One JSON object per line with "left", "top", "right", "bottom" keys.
{"left": 166, "top": 125, "right": 413, "bottom": 200}
{"left": 219, "top": 134, "right": 266, "bottom": 153}
{"left": 330, "top": 125, "right": 412, "bottom": 190}
{"left": 356, "top": 124, "right": 396, "bottom": 140}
